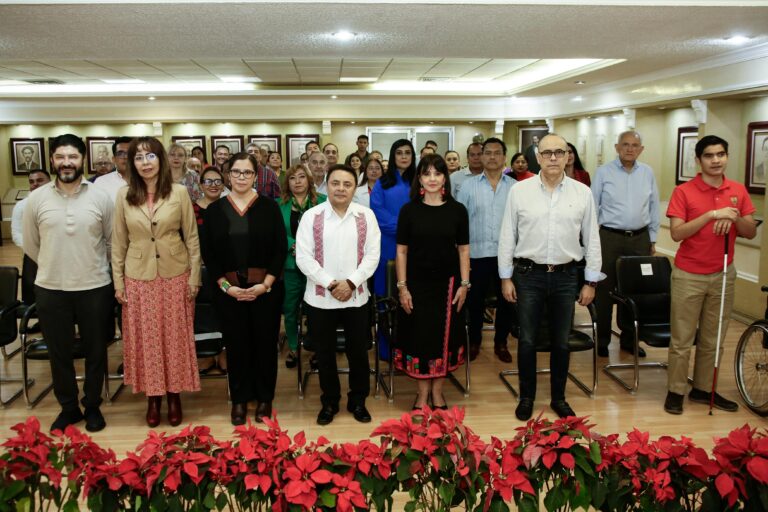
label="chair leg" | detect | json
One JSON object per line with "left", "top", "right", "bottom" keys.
{"left": 498, "top": 369, "right": 520, "bottom": 399}
{"left": 2, "top": 344, "right": 21, "bottom": 360}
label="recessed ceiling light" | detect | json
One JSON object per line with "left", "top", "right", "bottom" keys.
{"left": 340, "top": 77, "right": 377, "bottom": 83}
{"left": 572, "top": 96, "right": 583, "bottom": 102}
{"left": 330, "top": 95, "right": 338, "bottom": 99}
{"left": 528, "top": 120, "right": 533, "bottom": 124}
{"left": 658, "top": 106, "right": 667, "bottom": 110}
{"left": 350, "top": 121, "right": 356, "bottom": 124}
{"left": 612, "top": 115, "right": 620, "bottom": 119}
{"left": 468, "top": 121, "right": 474, "bottom": 124}
{"left": 724, "top": 35, "right": 752, "bottom": 45}
{"left": 429, "top": 121, "right": 434, "bottom": 124}
{"left": 574, "top": 80, "right": 586, "bottom": 85}
{"left": 148, "top": 96, "right": 156, "bottom": 101}
{"left": 332, "top": 31, "right": 356, "bottom": 41}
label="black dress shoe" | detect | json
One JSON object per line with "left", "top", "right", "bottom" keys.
{"left": 688, "top": 388, "right": 739, "bottom": 412}
{"left": 51, "top": 408, "right": 84, "bottom": 432}
{"left": 664, "top": 391, "right": 684, "bottom": 415}
{"left": 550, "top": 400, "right": 576, "bottom": 418}
{"left": 494, "top": 344, "right": 513, "bottom": 363}
{"left": 84, "top": 406, "right": 106, "bottom": 432}
{"left": 285, "top": 351, "right": 297, "bottom": 369}
{"left": 597, "top": 346, "right": 609, "bottom": 357}
{"left": 347, "top": 403, "right": 372, "bottom": 423}
{"left": 469, "top": 344, "right": 481, "bottom": 361}
{"left": 620, "top": 343, "right": 646, "bottom": 358}
{"left": 515, "top": 398, "right": 534, "bottom": 421}
{"left": 316, "top": 404, "right": 339, "bottom": 425}
{"left": 231, "top": 403, "right": 247, "bottom": 425}
{"left": 255, "top": 401, "right": 273, "bottom": 423}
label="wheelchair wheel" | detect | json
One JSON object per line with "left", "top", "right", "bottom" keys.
{"left": 734, "top": 322, "right": 768, "bottom": 416}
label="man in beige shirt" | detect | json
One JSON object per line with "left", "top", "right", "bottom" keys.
{"left": 23, "top": 134, "right": 114, "bottom": 433}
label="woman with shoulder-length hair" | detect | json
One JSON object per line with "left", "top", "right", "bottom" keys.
{"left": 565, "top": 142, "right": 591, "bottom": 186}
{"left": 279, "top": 164, "right": 326, "bottom": 368}
{"left": 370, "top": 139, "right": 416, "bottom": 297}
{"left": 507, "top": 152, "right": 536, "bottom": 181}
{"left": 112, "top": 136, "right": 202, "bottom": 428}
{"left": 200, "top": 152, "right": 287, "bottom": 425}
{"left": 394, "top": 154, "right": 470, "bottom": 410}
{"left": 353, "top": 157, "right": 383, "bottom": 208}
{"left": 168, "top": 143, "right": 203, "bottom": 202}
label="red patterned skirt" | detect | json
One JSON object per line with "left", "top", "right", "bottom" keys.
{"left": 122, "top": 271, "right": 200, "bottom": 395}
{"left": 394, "top": 276, "right": 466, "bottom": 378}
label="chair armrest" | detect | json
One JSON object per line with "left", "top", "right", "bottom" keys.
{"left": 608, "top": 292, "right": 640, "bottom": 320}
{"left": 0, "top": 300, "right": 22, "bottom": 319}
{"left": 20, "top": 303, "right": 38, "bottom": 333}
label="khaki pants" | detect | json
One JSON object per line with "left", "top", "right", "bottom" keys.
{"left": 667, "top": 265, "right": 735, "bottom": 394}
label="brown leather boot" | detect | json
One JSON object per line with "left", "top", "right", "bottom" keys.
{"left": 167, "top": 392, "right": 182, "bottom": 427}
{"left": 146, "top": 396, "right": 162, "bottom": 428}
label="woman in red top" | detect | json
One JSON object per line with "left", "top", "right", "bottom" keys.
{"left": 565, "top": 143, "right": 591, "bottom": 186}
{"left": 507, "top": 152, "right": 536, "bottom": 181}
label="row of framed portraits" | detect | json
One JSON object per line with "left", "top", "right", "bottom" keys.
{"left": 8, "top": 134, "right": 321, "bottom": 176}
{"left": 675, "top": 121, "right": 768, "bottom": 194}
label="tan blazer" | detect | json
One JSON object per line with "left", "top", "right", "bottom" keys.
{"left": 112, "top": 183, "right": 201, "bottom": 291}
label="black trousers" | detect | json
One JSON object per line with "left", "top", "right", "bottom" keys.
{"left": 21, "top": 254, "right": 37, "bottom": 306}
{"left": 306, "top": 303, "right": 370, "bottom": 408}
{"left": 218, "top": 282, "right": 284, "bottom": 404}
{"left": 594, "top": 228, "right": 652, "bottom": 348}
{"left": 466, "top": 257, "right": 517, "bottom": 347}
{"left": 35, "top": 283, "right": 114, "bottom": 411}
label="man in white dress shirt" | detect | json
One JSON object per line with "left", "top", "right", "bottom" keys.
{"left": 498, "top": 133, "right": 603, "bottom": 421}
{"left": 296, "top": 164, "right": 381, "bottom": 426}
{"left": 93, "top": 137, "right": 132, "bottom": 203}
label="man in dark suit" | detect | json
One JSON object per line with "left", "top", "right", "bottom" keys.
{"left": 524, "top": 135, "right": 541, "bottom": 173}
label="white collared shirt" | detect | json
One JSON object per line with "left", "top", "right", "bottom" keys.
{"left": 92, "top": 170, "right": 128, "bottom": 204}
{"left": 11, "top": 198, "right": 26, "bottom": 248}
{"left": 498, "top": 173, "right": 603, "bottom": 282}
{"left": 295, "top": 201, "right": 381, "bottom": 309}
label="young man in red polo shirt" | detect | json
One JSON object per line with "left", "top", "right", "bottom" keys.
{"left": 665, "top": 135, "right": 757, "bottom": 414}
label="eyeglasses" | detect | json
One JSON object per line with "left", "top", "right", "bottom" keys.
{"left": 540, "top": 149, "right": 567, "bottom": 159}
{"left": 133, "top": 153, "right": 158, "bottom": 163}
{"left": 201, "top": 178, "right": 223, "bottom": 186}
{"left": 230, "top": 169, "right": 256, "bottom": 178}
{"left": 115, "top": 150, "right": 128, "bottom": 158}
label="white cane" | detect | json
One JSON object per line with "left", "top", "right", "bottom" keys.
{"left": 709, "top": 231, "right": 729, "bottom": 415}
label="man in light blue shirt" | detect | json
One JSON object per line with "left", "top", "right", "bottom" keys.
{"left": 457, "top": 137, "right": 516, "bottom": 362}
{"left": 591, "top": 130, "right": 660, "bottom": 357}
{"left": 451, "top": 142, "right": 483, "bottom": 197}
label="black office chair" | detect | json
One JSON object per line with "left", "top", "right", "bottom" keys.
{"left": 379, "top": 260, "right": 471, "bottom": 402}
{"left": 296, "top": 297, "right": 382, "bottom": 400}
{"left": 195, "top": 268, "right": 228, "bottom": 394}
{"left": 20, "top": 303, "right": 125, "bottom": 408}
{"left": 499, "top": 301, "right": 598, "bottom": 399}
{"left": 602, "top": 256, "right": 679, "bottom": 394}
{"left": 0, "top": 266, "right": 32, "bottom": 406}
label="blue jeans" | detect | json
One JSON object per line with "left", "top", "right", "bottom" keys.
{"left": 513, "top": 266, "right": 578, "bottom": 402}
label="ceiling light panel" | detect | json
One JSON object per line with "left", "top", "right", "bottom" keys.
{"left": 458, "top": 59, "right": 537, "bottom": 81}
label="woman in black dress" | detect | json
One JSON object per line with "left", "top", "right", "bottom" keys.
{"left": 200, "top": 152, "right": 287, "bottom": 425}
{"left": 394, "top": 154, "right": 470, "bottom": 410}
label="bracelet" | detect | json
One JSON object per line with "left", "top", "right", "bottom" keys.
{"left": 396, "top": 280, "right": 407, "bottom": 289}
{"left": 220, "top": 280, "right": 232, "bottom": 293}
{"left": 262, "top": 283, "right": 272, "bottom": 293}
{"left": 460, "top": 280, "right": 471, "bottom": 289}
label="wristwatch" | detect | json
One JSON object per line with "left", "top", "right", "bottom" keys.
{"left": 586, "top": 281, "right": 598, "bottom": 288}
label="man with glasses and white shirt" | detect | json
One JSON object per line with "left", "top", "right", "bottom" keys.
{"left": 94, "top": 137, "right": 132, "bottom": 203}
{"left": 498, "top": 133, "right": 603, "bottom": 421}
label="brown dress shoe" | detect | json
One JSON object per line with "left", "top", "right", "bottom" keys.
{"left": 494, "top": 344, "right": 513, "bottom": 363}
{"left": 255, "top": 401, "right": 272, "bottom": 423}
{"left": 469, "top": 344, "right": 481, "bottom": 361}
{"left": 167, "top": 392, "right": 182, "bottom": 427}
{"left": 231, "top": 403, "right": 247, "bottom": 426}
{"left": 146, "top": 396, "right": 162, "bottom": 428}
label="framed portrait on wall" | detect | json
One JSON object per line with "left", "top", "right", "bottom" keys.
{"left": 248, "top": 135, "right": 282, "bottom": 155}
{"left": 745, "top": 121, "right": 768, "bottom": 194}
{"left": 518, "top": 126, "right": 549, "bottom": 153}
{"left": 10, "top": 138, "right": 46, "bottom": 175}
{"left": 675, "top": 127, "right": 698, "bottom": 184}
{"left": 86, "top": 137, "right": 116, "bottom": 174}
{"left": 171, "top": 135, "right": 206, "bottom": 160}
{"left": 211, "top": 135, "right": 244, "bottom": 156}
{"left": 286, "top": 134, "right": 320, "bottom": 166}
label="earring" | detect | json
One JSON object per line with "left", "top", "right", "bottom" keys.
{"left": 419, "top": 187, "right": 425, "bottom": 196}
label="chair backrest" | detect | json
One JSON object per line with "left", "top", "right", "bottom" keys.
{"left": 0, "top": 266, "right": 19, "bottom": 346}
{"left": 615, "top": 256, "right": 671, "bottom": 325}
{"left": 195, "top": 267, "right": 222, "bottom": 335}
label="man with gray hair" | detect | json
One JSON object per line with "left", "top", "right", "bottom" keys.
{"left": 591, "top": 130, "right": 660, "bottom": 358}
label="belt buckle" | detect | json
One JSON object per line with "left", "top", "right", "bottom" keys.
{"left": 546, "top": 264, "right": 555, "bottom": 273}
{"left": 624, "top": 230, "right": 633, "bottom": 237}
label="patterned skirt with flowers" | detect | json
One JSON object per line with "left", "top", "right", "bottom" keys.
{"left": 394, "top": 277, "right": 466, "bottom": 378}
{"left": 122, "top": 271, "right": 200, "bottom": 395}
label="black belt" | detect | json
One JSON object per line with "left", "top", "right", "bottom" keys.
{"left": 600, "top": 225, "right": 648, "bottom": 237}
{"left": 514, "top": 258, "right": 575, "bottom": 273}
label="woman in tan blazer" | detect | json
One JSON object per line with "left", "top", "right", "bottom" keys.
{"left": 112, "top": 136, "right": 202, "bottom": 428}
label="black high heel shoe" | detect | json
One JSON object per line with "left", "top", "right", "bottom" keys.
{"left": 431, "top": 392, "right": 448, "bottom": 411}
{"left": 412, "top": 394, "right": 429, "bottom": 411}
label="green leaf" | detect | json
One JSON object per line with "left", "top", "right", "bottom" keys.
{"left": 15, "top": 496, "right": 30, "bottom": 512}
{"left": 543, "top": 485, "right": 565, "bottom": 511}
{"left": 203, "top": 490, "right": 216, "bottom": 509}
{"left": 589, "top": 441, "right": 602, "bottom": 464}
{"left": 397, "top": 461, "right": 414, "bottom": 482}
{"left": 486, "top": 498, "right": 510, "bottom": 512}
{"left": 215, "top": 492, "right": 229, "bottom": 511}
{"left": 517, "top": 495, "right": 539, "bottom": 512}
{"left": 438, "top": 482, "right": 455, "bottom": 506}
{"left": 319, "top": 489, "right": 336, "bottom": 508}
{"left": 570, "top": 485, "right": 591, "bottom": 510}
{"left": 4, "top": 481, "right": 25, "bottom": 500}
{"left": 63, "top": 501, "right": 80, "bottom": 512}
{"left": 591, "top": 481, "right": 607, "bottom": 508}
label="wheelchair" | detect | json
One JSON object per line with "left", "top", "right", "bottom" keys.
{"left": 734, "top": 285, "right": 768, "bottom": 416}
